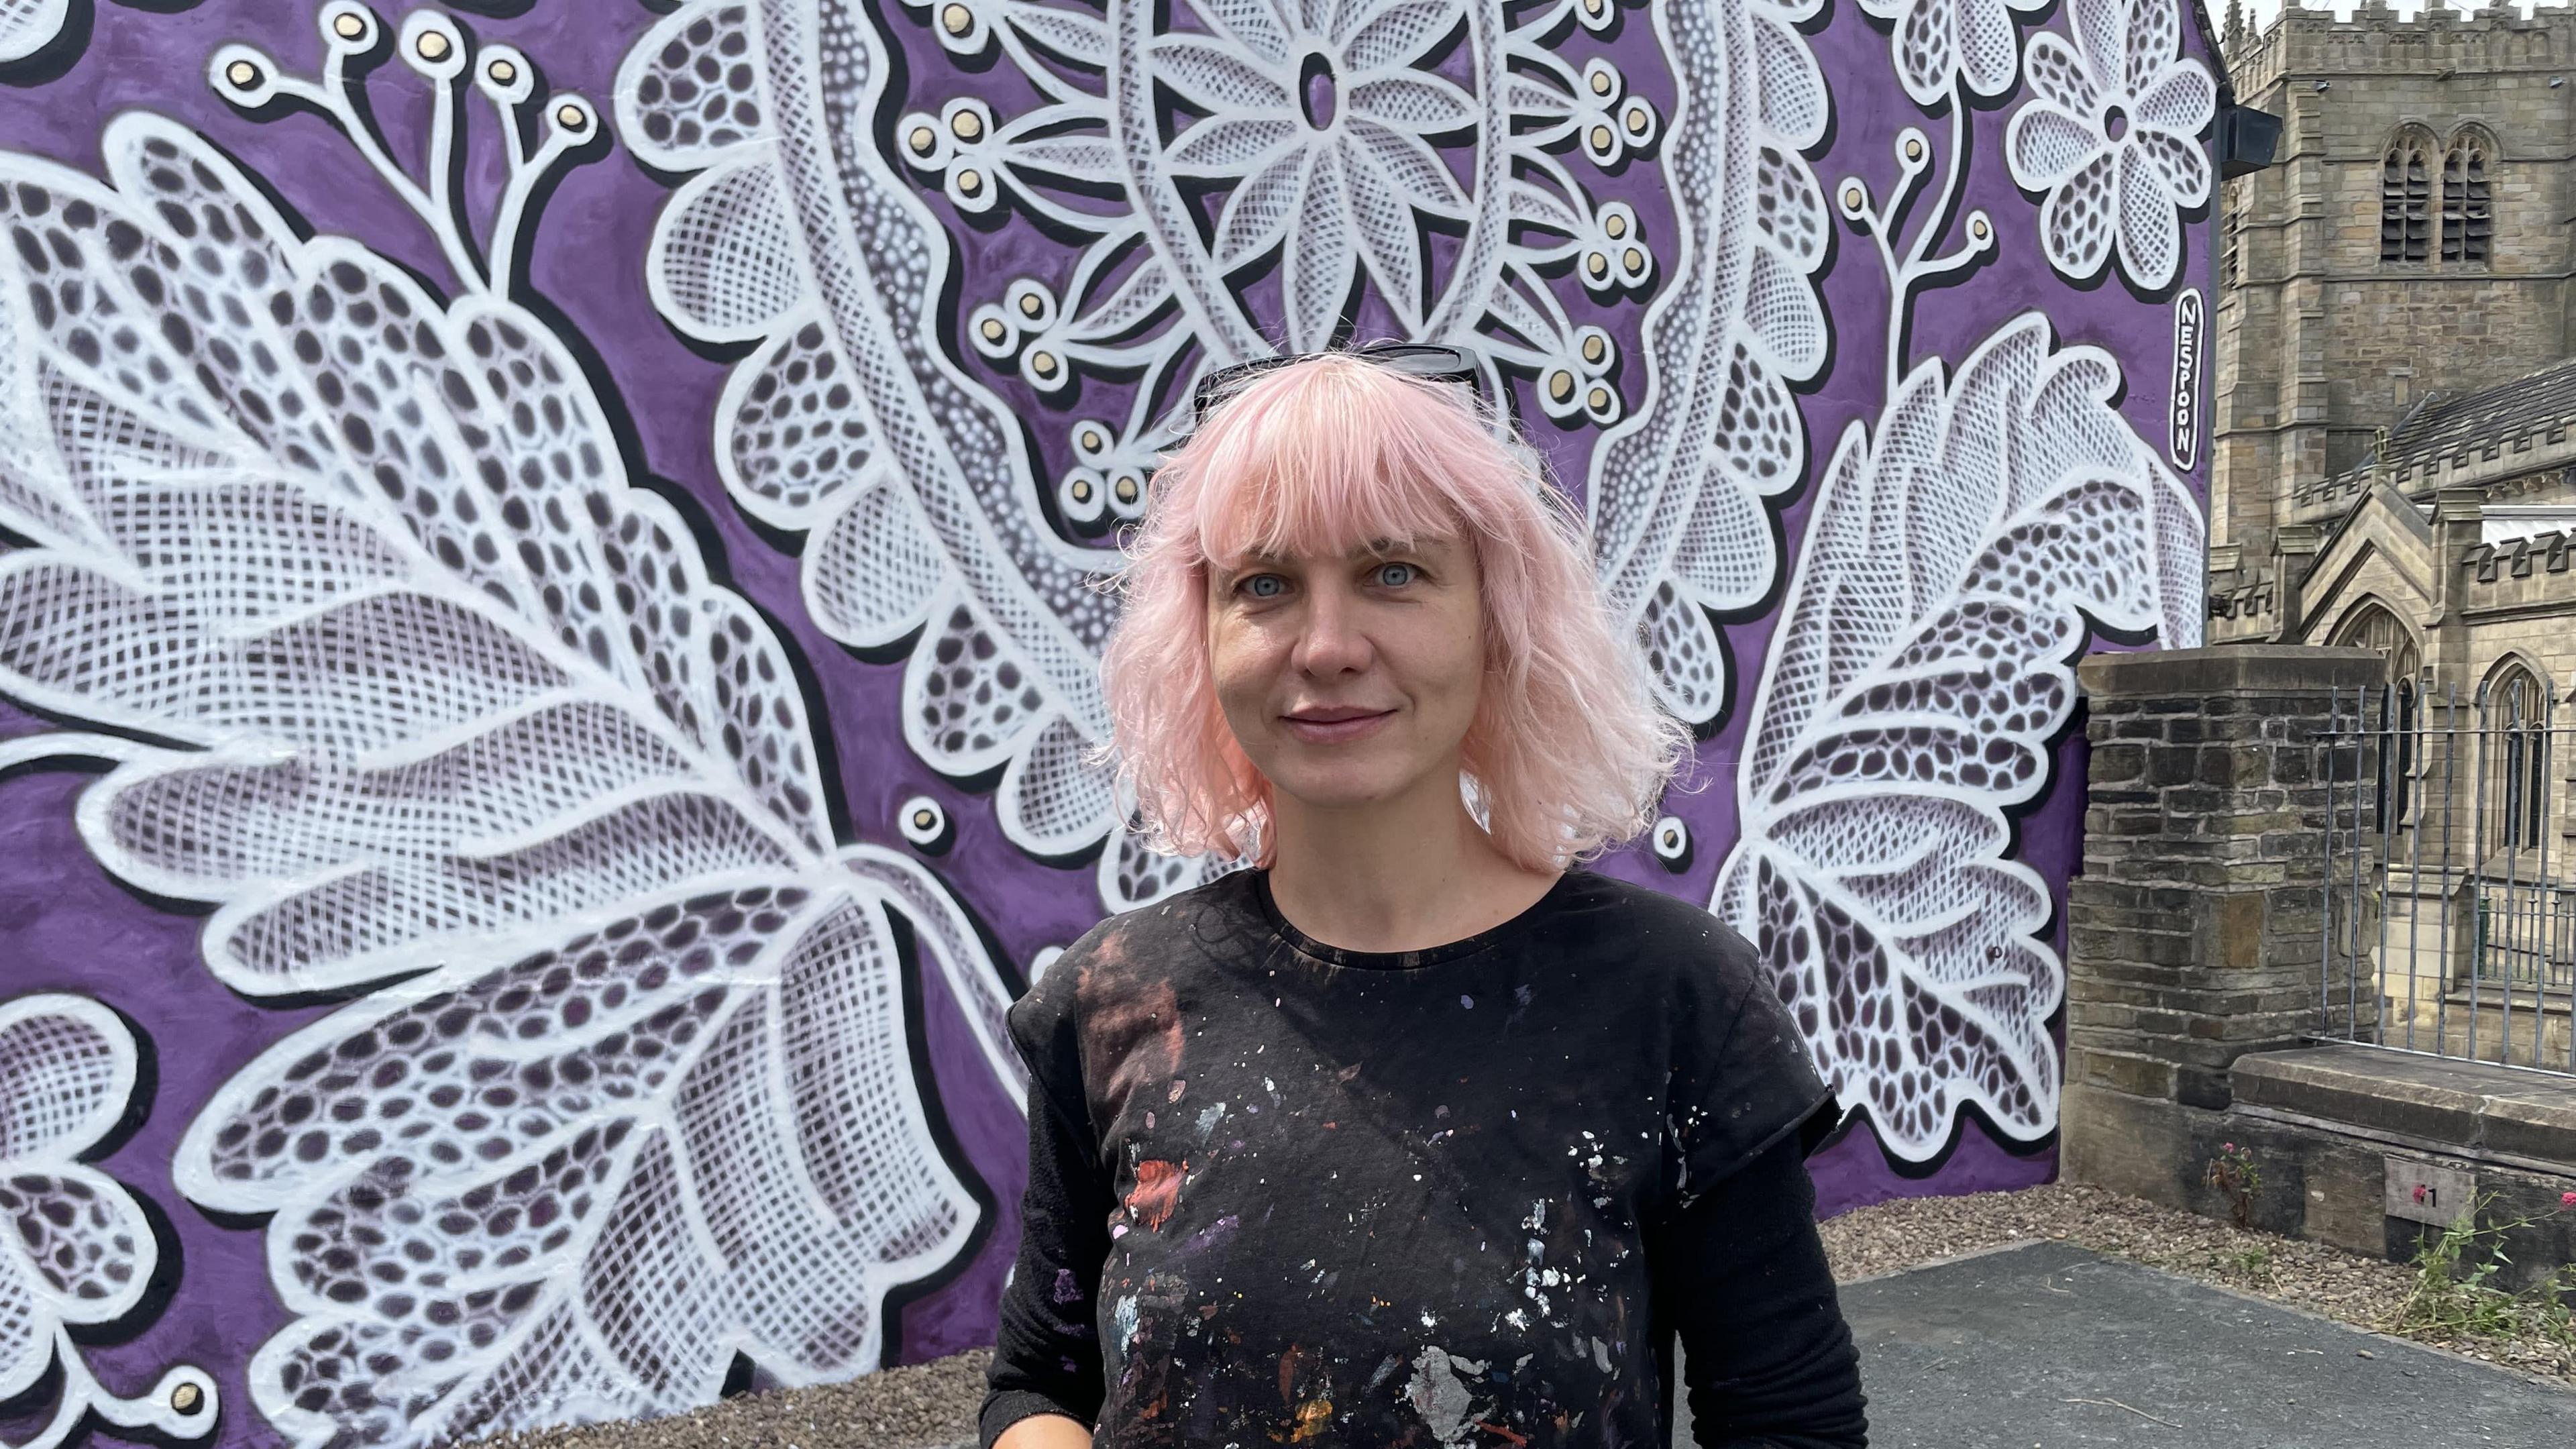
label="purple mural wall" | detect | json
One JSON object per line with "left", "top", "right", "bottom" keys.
{"left": 0, "top": 0, "right": 2212, "bottom": 1444}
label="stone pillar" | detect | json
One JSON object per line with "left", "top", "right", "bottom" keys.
{"left": 2269, "top": 521, "right": 2322, "bottom": 643}
{"left": 2063, "top": 645, "right": 2387, "bottom": 1201}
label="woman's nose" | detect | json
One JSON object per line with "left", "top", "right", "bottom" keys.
{"left": 1292, "top": 585, "right": 1372, "bottom": 676}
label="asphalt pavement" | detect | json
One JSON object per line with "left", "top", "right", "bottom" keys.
{"left": 1809, "top": 1240, "right": 2576, "bottom": 1448}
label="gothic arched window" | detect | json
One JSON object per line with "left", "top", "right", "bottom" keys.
{"left": 2333, "top": 604, "right": 2423, "bottom": 824}
{"left": 2443, "top": 131, "right": 2493, "bottom": 264}
{"left": 2382, "top": 133, "right": 2434, "bottom": 263}
{"left": 2489, "top": 664, "right": 2551, "bottom": 851}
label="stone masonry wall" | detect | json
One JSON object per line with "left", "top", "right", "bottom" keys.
{"left": 2068, "top": 647, "right": 2387, "bottom": 1124}
{"left": 2066, "top": 644, "right": 2576, "bottom": 1288}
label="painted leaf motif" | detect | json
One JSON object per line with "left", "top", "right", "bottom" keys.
{"left": 0, "top": 115, "right": 1017, "bottom": 1448}
{"left": 1587, "top": 0, "right": 1831, "bottom": 727}
{"left": 1714, "top": 315, "right": 2204, "bottom": 1162}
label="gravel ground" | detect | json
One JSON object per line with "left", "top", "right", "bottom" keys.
{"left": 460, "top": 1350, "right": 993, "bottom": 1449}
{"left": 465, "top": 1183, "right": 2570, "bottom": 1449}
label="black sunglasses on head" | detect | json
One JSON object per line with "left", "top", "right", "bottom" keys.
{"left": 1187, "top": 341, "right": 1483, "bottom": 427}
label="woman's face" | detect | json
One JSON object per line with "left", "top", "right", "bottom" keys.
{"left": 1206, "top": 533, "right": 1486, "bottom": 817}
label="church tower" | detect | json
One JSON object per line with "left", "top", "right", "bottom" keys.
{"left": 2212, "top": 1, "right": 2576, "bottom": 598}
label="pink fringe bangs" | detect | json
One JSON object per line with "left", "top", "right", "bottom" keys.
{"left": 1097, "top": 354, "right": 1690, "bottom": 872}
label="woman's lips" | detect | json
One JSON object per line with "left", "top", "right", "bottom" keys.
{"left": 1281, "top": 709, "right": 1393, "bottom": 745}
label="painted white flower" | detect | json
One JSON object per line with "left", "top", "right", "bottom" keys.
{"left": 1860, "top": 0, "right": 2053, "bottom": 105}
{"left": 0, "top": 995, "right": 154, "bottom": 1399}
{"left": 1152, "top": 0, "right": 1476, "bottom": 346}
{"left": 2005, "top": 0, "right": 2214, "bottom": 290}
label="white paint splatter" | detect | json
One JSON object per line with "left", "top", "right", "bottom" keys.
{"left": 1403, "top": 1347, "right": 1490, "bottom": 1447}
{"left": 1114, "top": 1293, "right": 1139, "bottom": 1348}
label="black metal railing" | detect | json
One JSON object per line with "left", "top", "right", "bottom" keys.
{"left": 2320, "top": 682, "right": 2576, "bottom": 1075}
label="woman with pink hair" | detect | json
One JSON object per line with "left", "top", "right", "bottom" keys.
{"left": 981, "top": 349, "right": 1866, "bottom": 1448}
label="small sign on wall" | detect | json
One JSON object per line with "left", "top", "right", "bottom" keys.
{"left": 2170, "top": 287, "right": 2205, "bottom": 473}
{"left": 2385, "top": 1155, "right": 2476, "bottom": 1227}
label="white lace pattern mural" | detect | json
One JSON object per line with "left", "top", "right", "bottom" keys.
{"left": 0, "top": 0, "right": 2214, "bottom": 1445}
{"left": 0, "top": 9, "right": 1018, "bottom": 1443}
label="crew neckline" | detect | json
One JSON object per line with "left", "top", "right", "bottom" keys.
{"left": 1250, "top": 868, "right": 1584, "bottom": 970}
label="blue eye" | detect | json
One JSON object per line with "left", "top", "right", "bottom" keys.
{"left": 1375, "top": 562, "right": 1417, "bottom": 588}
{"left": 1242, "top": 574, "right": 1285, "bottom": 599}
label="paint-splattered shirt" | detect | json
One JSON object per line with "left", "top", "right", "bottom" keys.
{"left": 981, "top": 868, "right": 1863, "bottom": 1448}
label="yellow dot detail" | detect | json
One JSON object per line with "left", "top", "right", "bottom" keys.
{"left": 1549, "top": 371, "right": 1574, "bottom": 400}
{"left": 1590, "top": 72, "right": 1613, "bottom": 96}
{"left": 1071, "top": 480, "right": 1093, "bottom": 502}
{"left": 417, "top": 31, "right": 450, "bottom": 61}
{"left": 1843, "top": 185, "right": 1864, "bottom": 209}
{"left": 957, "top": 168, "right": 984, "bottom": 194}
{"left": 1115, "top": 477, "right": 1140, "bottom": 503}
{"left": 1019, "top": 292, "right": 1044, "bottom": 317}
{"left": 332, "top": 13, "right": 366, "bottom": 40}
{"left": 1582, "top": 334, "right": 1605, "bottom": 364}
{"left": 980, "top": 317, "right": 1007, "bottom": 341}
{"left": 1584, "top": 0, "right": 1604, "bottom": 13}
{"left": 1588, "top": 386, "right": 1612, "bottom": 411}
{"left": 555, "top": 103, "right": 586, "bottom": 130}
{"left": 1625, "top": 108, "right": 1650, "bottom": 136}
{"left": 170, "top": 1384, "right": 205, "bottom": 1415}
{"left": 910, "top": 125, "right": 936, "bottom": 154}
{"left": 1079, "top": 429, "right": 1104, "bottom": 451}
{"left": 1585, "top": 252, "right": 1608, "bottom": 279}
{"left": 1623, "top": 247, "right": 1644, "bottom": 272}
{"left": 225, "top": 59, "right": 259, "bottom": 87}
{"left": 1589, "top": 125, "right": 1613, "bottom": 151}
{"left": 953, "top": 110, "right": 983, "bottom": 140}
{"left": 1904, "top": 138, "right": 1923, "bottom": 161}
{"left": 1604, "top": 213, "right": 1627, "bottom": 239}
{"left": 1972, "top": 218, "right": 1990, "bottom": 240}
{"left": 913, "top": 809, "right": 936, "bottom": 829}
{"left": 488, "top": 59, "right": 517, "bottom": 85}
{"left": 943, "top": 3, "right": 974, "bottom": 34}
{"left": 1030, "top": 350, "right": 1058, "bottom": 376}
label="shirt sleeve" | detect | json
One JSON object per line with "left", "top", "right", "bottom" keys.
{"left": 979, "top": 982, "right": 1114, "bottom": 1448}
{"left": 1664, "top": 925, "right": 1841, "bottom": 1205}
{"left": 1649, "top": 1135, "right": 1868, "bottom": 1449}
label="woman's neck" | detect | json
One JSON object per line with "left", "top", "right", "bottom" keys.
{"left": 1263, "top": 771, "right": 1562, "bottom": 954}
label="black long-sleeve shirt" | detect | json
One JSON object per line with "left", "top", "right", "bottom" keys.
{"left": 981, "top": 869, "right": 1867, "bottom": 1448}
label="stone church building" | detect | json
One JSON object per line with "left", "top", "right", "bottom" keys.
{"left": 2208, "top": 1, "right": 2576, "bottom": 1067}
{"left": 2210, "top": 1, "right": 2576, "bottom": 710}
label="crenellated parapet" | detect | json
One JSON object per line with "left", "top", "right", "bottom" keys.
{"left": 2208, "top": 568, "right": 2281, "bottom": 624}
{"left": 2228, "top": 1, "right": 2576, "bottom": 101}
{"left": 2463, "top": 528, "right": 2576, "bottom": 583}
{"left": 2292, "top": 445, "right": 2576, "bottom": 520}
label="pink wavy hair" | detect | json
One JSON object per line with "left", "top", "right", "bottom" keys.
{"left": 1097, "top": 352, "right": 1690, "bottom": 871}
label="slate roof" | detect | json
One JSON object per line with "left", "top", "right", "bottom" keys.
{"left": 2367, "top": 356, "right": 2576, "bottom": 473}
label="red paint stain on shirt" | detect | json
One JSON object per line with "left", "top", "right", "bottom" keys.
{"left": 1126, "top": 1158, "right": 1185, "bottom": 1230}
